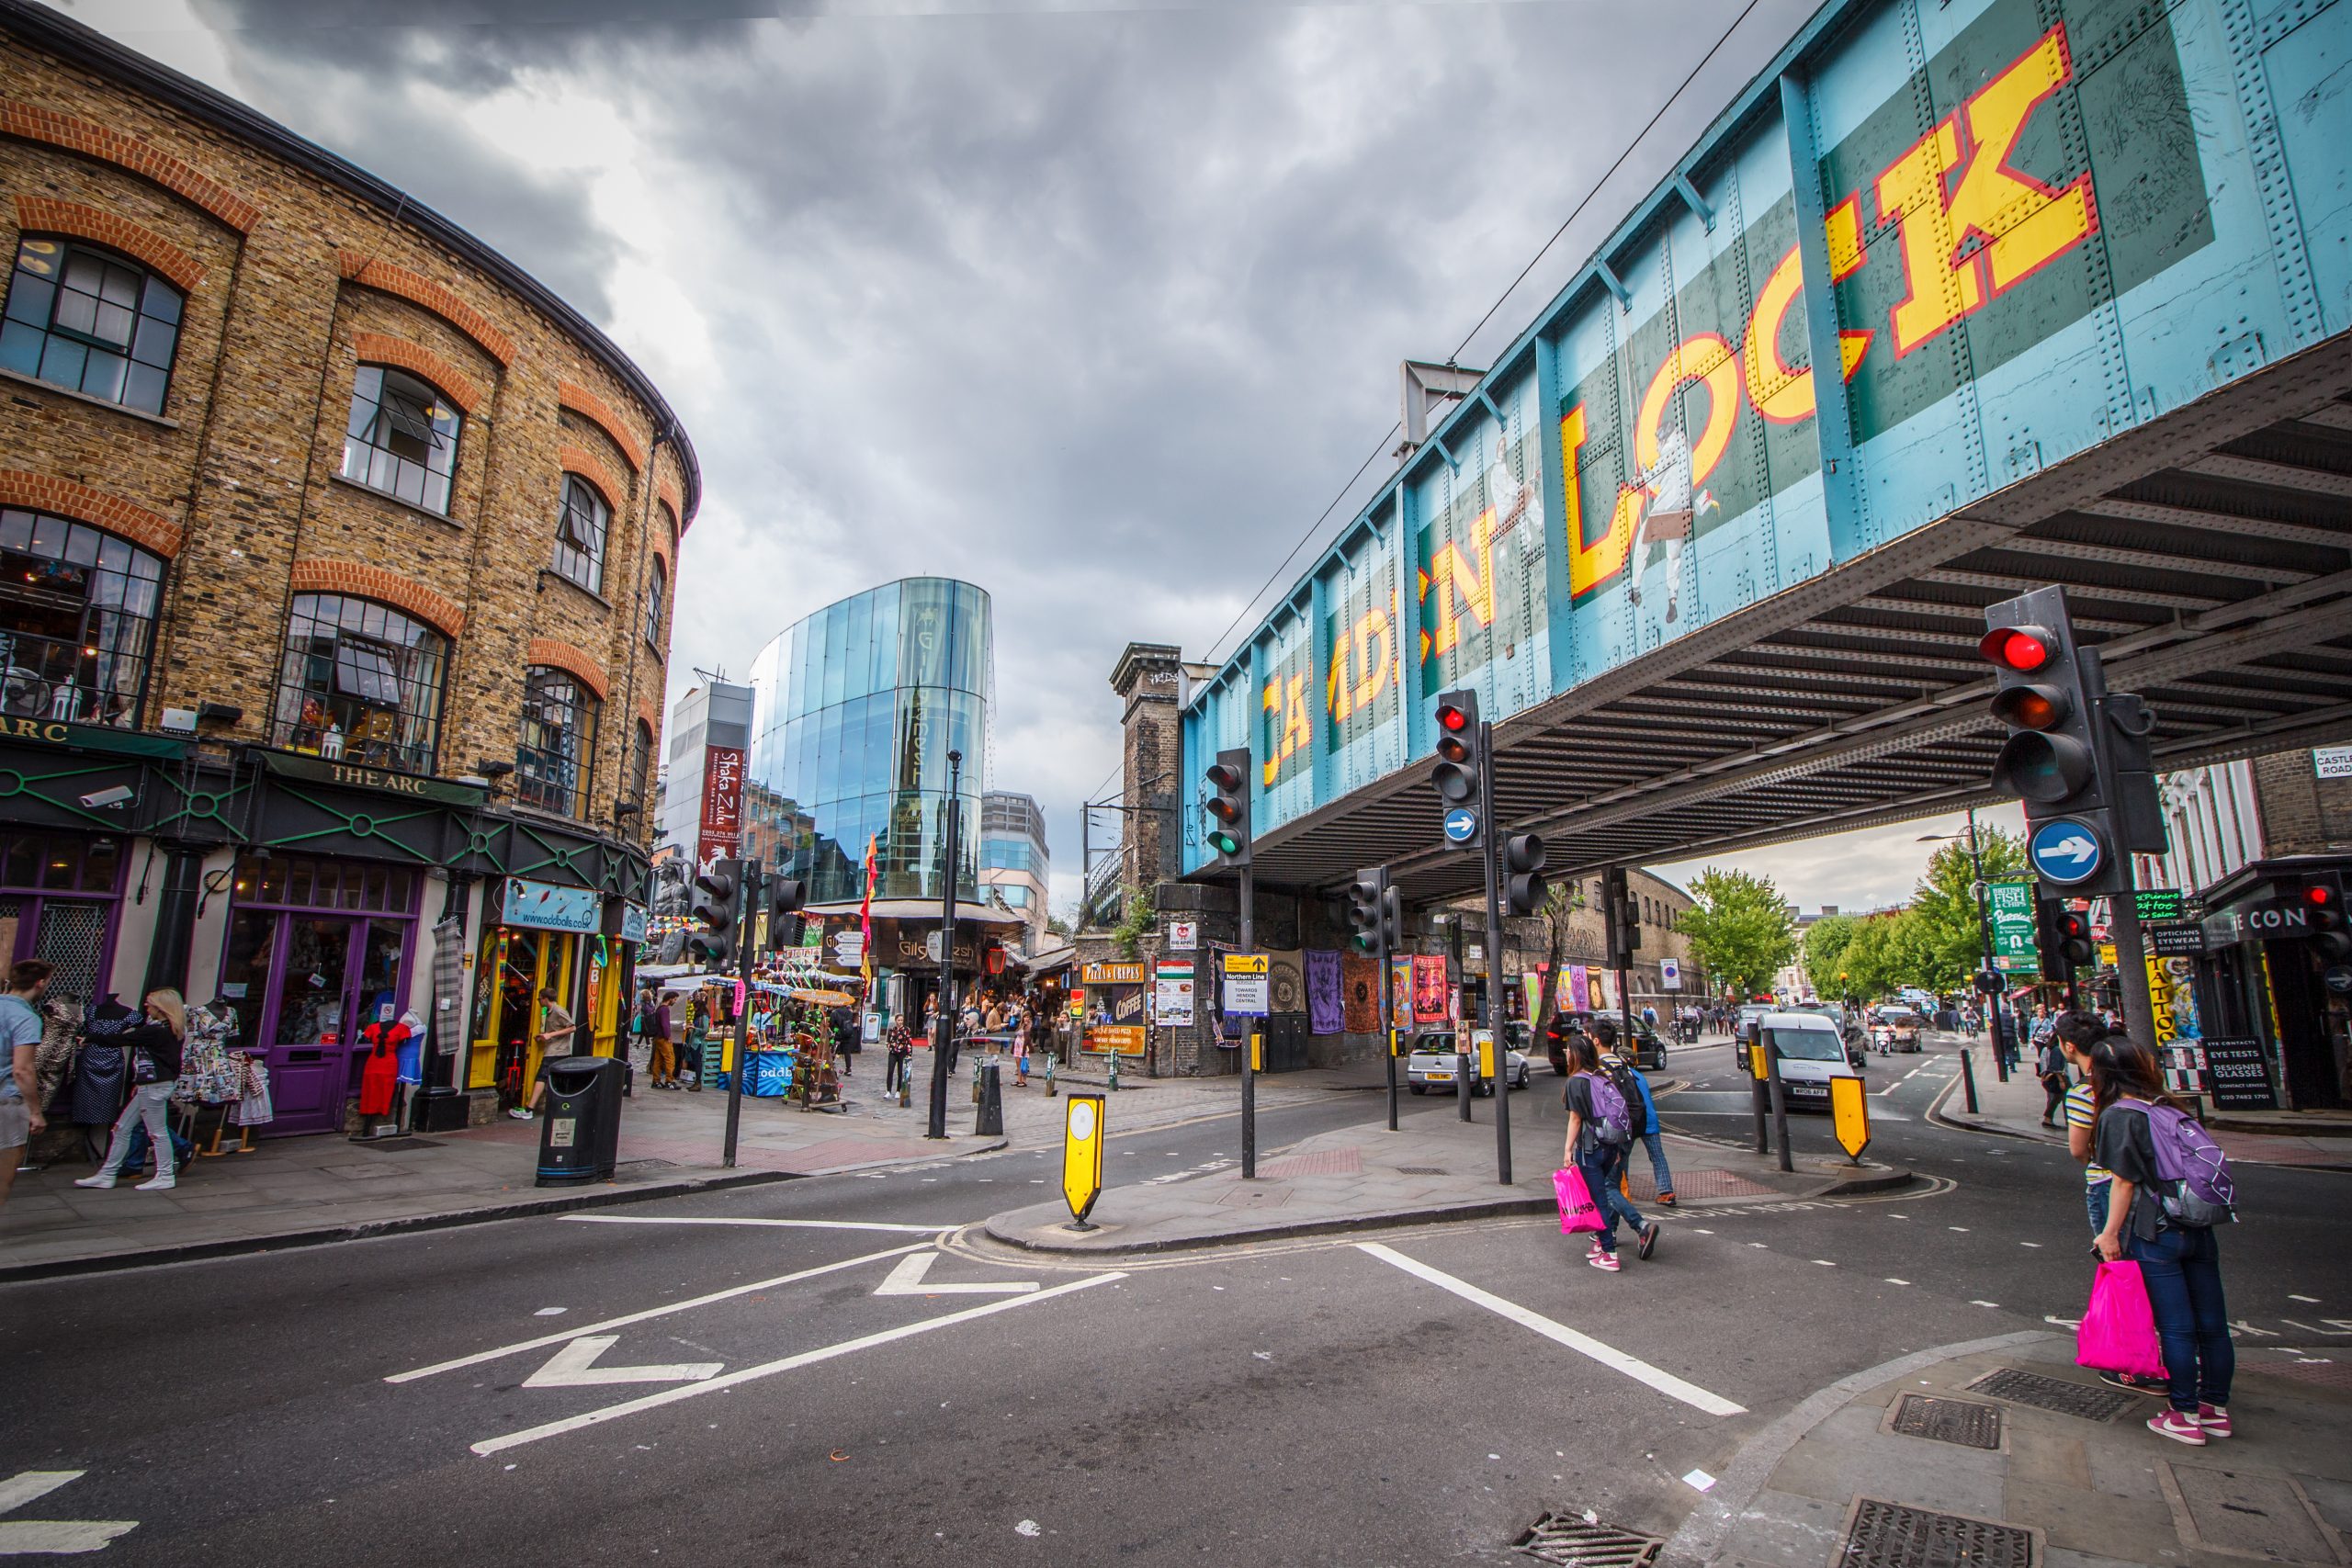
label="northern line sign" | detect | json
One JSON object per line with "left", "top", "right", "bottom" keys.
{"left": 1182, "top": 0, "right": 2337, "bottom": 870}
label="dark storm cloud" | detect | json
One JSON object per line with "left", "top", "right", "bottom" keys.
{"left": 119, "top": 0, "right": 1816, "bottom": 903}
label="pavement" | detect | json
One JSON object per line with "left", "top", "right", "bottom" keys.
{"left": 1927, "top": 1035, "right": 2352, "bottom": 1170}
{"left": 0, "top": 1045, "right": 1350, "bottom": 1280}
{"left": 1675, "top": 1326, "right": 2352, "bottom": 1568}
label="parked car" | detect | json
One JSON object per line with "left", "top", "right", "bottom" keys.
{"left": 1535, "top": 1012, "right": 1665, "bottom": 1071}
{"left": 1405, "top": 1029, "right": 1531, "bottom": 1095}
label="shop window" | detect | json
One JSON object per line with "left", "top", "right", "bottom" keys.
{"left": 0, "top": 509, "right": 164, "bottom": 728}
{"left": 0, "top": 235, "right": 182, "bottom": 416}
{"left": 340, "top": 364, "right": 462, "bottom": 514}
{"left": 643, "top": 553, "right": 667, "bottom": 649}
{"left": 630, "top": 717, "right": 654, "bottom": 810}
{"left": 269, "top": 594, "right": 449, "bottom": 773}
{"left": 551, "top": 474, "right": 609, "bottom": 596}
{"left": 517, "top": 665, "right": 599, "bottom": 817}
{"left": 0, "top": 829, "right": 126, "bottom": 1006}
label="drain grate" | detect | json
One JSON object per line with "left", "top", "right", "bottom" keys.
{"left": 1836, "top": 1498, "right": 2036, "bottom": 1568}
{"left": 1966, "top": 1367, "right": 2135, "bottom": 1422}
{"left": 1395, "top": 1166, "right": 1449, "bottom": 1176}
{"left": 1512, "top": 1512, "right": 1662, "bottom": 1566}
{"left": 1890, "top": 1393, "right": 2002, "bottom": 1450}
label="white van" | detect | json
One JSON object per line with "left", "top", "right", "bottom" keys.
{"left": 1740, "top": 1010, "right": 1861, "bottom": 1111}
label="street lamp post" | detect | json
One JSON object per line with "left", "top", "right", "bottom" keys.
{"left": 926, "top": 750, "right": 964, "bottom": 1140}
{"left": 1920, "top": 807, "right": 2011, "bottom": 1083}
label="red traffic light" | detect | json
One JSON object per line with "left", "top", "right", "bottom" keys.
{"left": 2308, "top": 883, "right": 2336, "bottom": 908}
{"left": 1437, "top": 703, "right": 1471, "bottom": 732}
{"left": 1980, "top": 624, "right": 2057, "bottom": 672}
{"left": 1204, "top": 761, "right": 1245, "bottom": 794}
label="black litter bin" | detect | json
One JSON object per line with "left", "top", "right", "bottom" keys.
{"left": 974, "top": 1059, "right": 1003, "bottom": 1136}
{"left": 537, "top": 1055, "right": 627, "bottom": 1186}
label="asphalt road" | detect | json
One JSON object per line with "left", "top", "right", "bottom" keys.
{"left": 6, "top": 1039, "right": 2348, "bottom": 1566}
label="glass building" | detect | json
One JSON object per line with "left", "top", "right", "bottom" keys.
{"left": 744, "top": 578, "right": 991, "bottom": 905}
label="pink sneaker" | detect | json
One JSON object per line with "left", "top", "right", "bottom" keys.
{"left": 1589, "top": 1251, "right": 1621, "bottom": 1272}
{"left": 2197, "top": 1404, "right": 2232, "bottom": 1438}
{"left": 2147, "top": 1408, "right": 2206, "bottom": 1446}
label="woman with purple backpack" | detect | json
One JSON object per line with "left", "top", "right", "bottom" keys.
{"left": 1560, "top": 1032, "right": 1659, "bottom": 1272}
{"left": 2091, "top": 1036, "right": 2234, "bottom": 1446}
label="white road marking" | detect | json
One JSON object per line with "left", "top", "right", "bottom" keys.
{"left": 1356, "top": 1242, "right": 1745, "bottom": 1416}
{"left": 2231, "top": 1320, "right": 2280, "bottom": 1337}
{"left": 2291, "top": 1294, "right": 2322, "bottom": 1303}
{"left": 561, "top": 1215, "right": 952, "bottom": 1235}
{"left": 523, "top": 1337, "right": 722, "bottom": 1389}
{"left": 2020, "top": 1242, "right": 2041, "bottom": 1248}
{"left": 0, "top": 1471, "right": 137, "bottom": 1555}
{"left": 872, "top": 1252, "right": 1038, "bottom": 1297}
{"left": 534, "top": 1307, "right": 567, "bottom": 1317}
{"left": 1812, "top": 1259, "right": 1836, "bottom": 1267}
{"left": 471, "top": 1271, "right": 1125, "bottom": 1456}
{"left": 1971, "top": 1300, "right": 2000, "bottom": 1308}
{"left": 387, "top": 1242, "right": 933, "bottom": 1383}
{"left": 2045, "top": 1314, "right": 2081, "bottom": 1328}
{"left": 1885, "top": 1279, "right": 1910, "bottom": 1286}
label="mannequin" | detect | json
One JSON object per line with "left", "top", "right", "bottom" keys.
{"left": 356, "top": 1003, "right": 407, "bottom": 1131}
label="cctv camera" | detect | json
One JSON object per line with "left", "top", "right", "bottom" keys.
{"left": 79, "top": 785, "right": 135, "bottom": 809}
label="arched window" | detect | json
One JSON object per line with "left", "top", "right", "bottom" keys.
{"left": 643, "top": 554, "right": 667, "bottom": 648}
{"left": 0, "top": 508, "right": 164, "bottom": 728}
{"left": 630, "top": 718, "right": 654, "bottom": 809}
{"left": 551, "top": 474, "right": 609, "bottom": 595}
{"left": 517, "top": 666, "right": 600, "bottom": 818}
{"left": 0, "top": 235, "right": 182, "bottom": 415}
{"left": 270, "top": 594, "right": 450, "bottom": 773}
{"left": 341, "top": 365, "right": 462, "bottom": 513}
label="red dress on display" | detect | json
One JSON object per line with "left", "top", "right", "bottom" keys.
{"left": 357, "top": 1021, "right": 410, "bottom": 1117}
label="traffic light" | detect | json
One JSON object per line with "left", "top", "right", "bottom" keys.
{"left": 766, "top": 874, "right": 806, "bottom": 954}
{"left": 1603, "top": 867, "right": 1638, "bottom": 967}
{"left": 687, "top": 858, "right": 745, "bottom": 970}
{"left": 1982, "top": 586, "right": 2169, "bottom": 894}
{"left": 2038, "top": 895, "right": 2095, "bottom": 983}
{"left": 1503, "top": 834, "right": 1548, "bottom": 917}
{"left": 1378, "top": 885, "right": 1404, "bottom": 951}
{"left": 1203, "top": 749, "right": 1250, "bottom": 868}
{"left": 1431, "top": 689, "right": 1482, "bottom": 850}
{"left": 1347, "top": 868, "right": 1387, "bottom": 953}
{"left": 2303, "top": 877, "right": 2352, "bottom": 963}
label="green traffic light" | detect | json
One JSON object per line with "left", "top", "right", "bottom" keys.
{"left": 1209, "top": 830, "right": 1240, "bottom": 857}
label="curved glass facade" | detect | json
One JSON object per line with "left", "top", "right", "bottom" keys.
{"left": 745, "top": 578, "right": 990, "bottom": 905}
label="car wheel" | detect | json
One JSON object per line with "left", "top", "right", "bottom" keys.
{"left": 1408, "top": 1085, "right": 1426, "bottom": 1095}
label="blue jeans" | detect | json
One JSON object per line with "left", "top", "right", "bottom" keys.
{"left": 1580, "top": 1147, "right": 1645, "bottom": 1253}
{"left": 2129, "top": 1226, "right": 2233, "bottom": 1413}
{"left": 1640, "top": 1130, "right": 1673, "bottom": 1196}
{"left": 2085, "top": 1179, "right": 2110, "bottom": 1236}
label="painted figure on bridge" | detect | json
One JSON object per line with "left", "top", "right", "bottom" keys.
{"left": 1624, "top": 427, "right": 1718, "bottom": 625}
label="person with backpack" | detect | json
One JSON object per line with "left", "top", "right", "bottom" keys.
{"left": 1560, "top": 1032, "right": 1658, "bottom": 1271}
{"left": 2035, "top": 1029, "right": 2069, "bottom": 1128}
{"left": 1594, "top": 1021, "right": 1675, "bottom": 1207}
{"left": 2090, "top": 1035, "right": 2235, "bottom": 1445}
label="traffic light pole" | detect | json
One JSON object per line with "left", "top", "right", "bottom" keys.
{"left": 722, "top": 858, "right": 761, "bottom": 1169}
{"left": 2109, "top": 889, "right": 2159, "bottom": 1052}
{"left": 1476, "top": 720, "right": 1511, "bottom": 1186}
{"left": 1239, "top": 863, "right": 1256, "bottom": 1180}
{"left": 1379, "top": 918, "right": 1396, "bottom": 1134}
{"left": 927, "top": 751, "right": 965, "bottom": 1140}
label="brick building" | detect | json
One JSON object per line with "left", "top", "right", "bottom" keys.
{"left": 0, "top": 2, "right": 697, "bottom": 1135}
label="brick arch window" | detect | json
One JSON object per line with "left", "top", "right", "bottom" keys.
{"left": 0, "top": 234, "right": 182, "bottom": 415}
{"left": 341, "top": 364, "right": 463, "bottom": 514}
{"left": 552, "top": 474, "right": 610, "bottom": 596}
{"left": 0, "top": 506, "right": 165, "bottom": 728}
{"left": 270, "top": 594, "right": 451, "bottom": 773}
{"left": 643, "top": 552, "right": 667, "bottom": 649}
{"left": 517, "top": 665, "right": 600, "bottom": 818}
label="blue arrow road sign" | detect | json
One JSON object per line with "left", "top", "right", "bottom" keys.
{"left": 1443, "top": 807, "right": 1479, "bottom": 843}
{"left": 2030, "top": 818, "right": 2104, "bottom": 885}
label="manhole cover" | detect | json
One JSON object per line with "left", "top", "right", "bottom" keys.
{"left": 1966, "top": 1367, "right": 2135, "bottom": 1422}
{"left": 1217, "top": 1186, "right": 1290, "bottom": 1209}
{"left": 1395, "top": 1166, "right": 1448, "bottom": 1176}
{"left": 1890, "top": 1393, "right": 2002, "bottom": 1450}
{"left": 1512, "top": 1511, "right": 1661, "bottom": 1566}
{"left": 1836, "top": 1498, "right": 2036, "bottom": 1568}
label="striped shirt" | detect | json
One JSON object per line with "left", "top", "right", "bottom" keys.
{"left": 2064, "top": 1081, "right": 2109, "bottom": 1183}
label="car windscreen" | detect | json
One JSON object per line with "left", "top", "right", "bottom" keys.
{"left": 1766, "top": 1027, "right": 1847, "bottom": 1062}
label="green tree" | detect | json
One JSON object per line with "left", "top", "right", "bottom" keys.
{"left": 1802, "top": 913, "right": 1859, "bottom": 997}
{"left": 1678, "top": 868, "right": 1797, "bottom": 997}
{"left": 1911, "top": 828, "right": 2028, "bottom": 986}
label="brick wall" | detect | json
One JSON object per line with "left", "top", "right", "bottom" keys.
{"left": 0, "top": 38, "right": 692, "bottom": 840}
{"left": 2252, "top": 749, "right": 2352, "bottom": 857}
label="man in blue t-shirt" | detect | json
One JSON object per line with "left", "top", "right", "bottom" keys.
{"left": 0, "top": 958, "right": 55, "bottom": 1211}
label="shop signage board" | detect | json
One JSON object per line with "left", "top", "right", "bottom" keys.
{"left": 1153, "top": 960, "right": 1194, "bottom": 1027}
{"left": 2158, "top": 1042, "right": 2208, "bottom": 1096}
{"left": 1166, "top": 919, "right": 1198, "bottom": 952}
{"left": 2200, "top": 1037, "right": 2277, "bottom": 1110}
{"left": 1987, "top": 880, "right": 2040, "bottom": 973}
{"left": 698, "top": 744, "right": 744, "bottom": 861}
{"left": 503, "top": 877, "right": 600, "bottom": 933}
{"left": 2315, "top": 746, "right": 2352, "bottom": 780}
{"left": 255, "top": 749, "right": 484, "bottom": 804}
{"left": 2133, "top": 889, "right": 2187, "bottom": 923}
{"left": 2147, "top": 924, "right": 2206, "bottom": 957}
{"left": 1222, "top": 953, "right": 1270, "bottom": 1018}
{"left": 1080, "top": 962, "right": 1148, "bottom": 1055}
{"left": 619, "top": 901, "right": 648, "bottom": 945}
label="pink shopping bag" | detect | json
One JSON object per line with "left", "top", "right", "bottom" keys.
{"left": 1555, "top": 1166, "right": 1603, "bottom": 1235}
{"left": 2075, "top": 1259, "right": 2167, "bottom": 1380}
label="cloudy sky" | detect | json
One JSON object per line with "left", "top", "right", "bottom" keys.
{"left": 62, "top": 0, "right": 1983, "bottom": 915}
